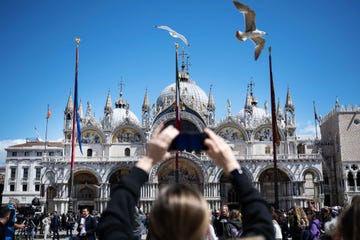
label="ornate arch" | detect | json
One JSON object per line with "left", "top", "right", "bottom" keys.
{"left": 252, "top": 124, "right": 283, "bottom": 142}
{"left": 152, "top": 112, "right": 206, "bottom": 135}
{"left": 149, "top": 152, "right": 206, "bottom": 184}
{"left": 43, "top": 170, "right": 56, "bottom": 185}
{"left": 213, "top": 166, "right": 253, "bottom": 182}
{"left": 112, "top": 123, "right": 145, "bottom": 144}
{"left": 301, "top": 166, "right": 322, "bottom": 181}
{"left": 65, "top": 167, "right": 101, "bottom": 183}
{"left": 81, "top": 128, "right": 105, "bottom": 144}
{"left": 256, "top": 165, "right": 292, "bottom": 182}
{"left": 214, "top": 123, "right": 248, "bottom": 142}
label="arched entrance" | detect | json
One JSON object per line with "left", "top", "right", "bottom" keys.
{"left": 109, "top": 168, "right": 130, "bottom": 194}
{"left": 157, "top": 158, "right": 203, "bottom": 192}
{"left": 46, "top": 186, "right": 56, "bottom": 213}
{"left": 258, "top": 168, "right": 291, "bottom": 209}
{"left": 73, "top": 171, "right": 99, "bottom": 212}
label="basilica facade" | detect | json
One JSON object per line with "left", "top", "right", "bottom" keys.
{"left": 3, "top": 61, "right": 324, "bottom": 214}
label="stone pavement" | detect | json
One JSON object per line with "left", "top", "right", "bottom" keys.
{"left": 32, "top": 229, "right": 147, "bottom": 240}
{"left": 33, "top": 229, "right": 73, "bottom": 240}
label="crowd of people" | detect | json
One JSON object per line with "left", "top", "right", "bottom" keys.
{"left": 1, "top": 125, "right": 359, "bottom": 240}
{"left": 0, "top": 201, "right": 100, "bottom": 240}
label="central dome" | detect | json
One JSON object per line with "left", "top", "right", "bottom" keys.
{"left": 238, "top": 106, "right": 269, "bottom": 121}
{"left": 111, "top": 108, "right": 139, "bottom": 126}
{"left": 156, "top": 79, "right": 208, "bottom": 113}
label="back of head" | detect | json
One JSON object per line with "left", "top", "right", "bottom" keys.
{"left": 337, "top": 199, "right": 360, "bottom": 240}
{"left": 8, "top": 198, "right": 19, "bottom": 209}
{"left": 0, "top": 206, "right": 10, "bottom": 218}
{"left": 229, "top": 209, "right": 241, "bottom": 222}
{"left": 149, "top": 184, "right": 210, "bottom": 240}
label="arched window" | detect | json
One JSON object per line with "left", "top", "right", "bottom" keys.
{"left": 87, "top": 149, "right": 93, "bottom": 157}
{"left": 66, "top": 113, "right": 71, "bottom": 120}
{"left": 297, "top": 144, "right": 305, "bottom": 154}
{"left": 78, "top": 187, "right": 95, "bottom": 199}
{"left": 348, "top": 172, "right": 355, "bottom": 191}
{"left": 125, "top": 148, "right": 130, "bottom": 156}
{"left": 304, "top": 172, "right": 315, "bottom": 199}
{"left": 265, "top": 146, "right": 271, "bottom": 154}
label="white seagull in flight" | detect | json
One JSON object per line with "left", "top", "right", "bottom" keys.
{"left": 233, "top": 1, "right": 266, "bottom": 60}
{"left": 155, "top": 25, "right": 190, "bottom": 46}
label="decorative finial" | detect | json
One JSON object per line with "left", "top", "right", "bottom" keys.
{"left": 268, "top": 46, "right": 271, "bottom": 53}
{"left": 75, "top": 37, "right": 80, "bottom": 45}
{"left": 175, "top": 42, "right": 179, "bottom": 49}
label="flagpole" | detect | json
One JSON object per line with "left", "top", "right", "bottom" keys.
{"left": 175, "top": 43, "right": 181, "bottom": 183}
{"left": 313, "top": 101, "right": 318, "bottom": 140}
{"left": 69, "top": 37, "right": 80, "bottom": 213}
{"left": 44, "top": 104, "right": 50, "bottom": 156}
{"left": 269, "top": 47, "right": 279, "bottom": 209}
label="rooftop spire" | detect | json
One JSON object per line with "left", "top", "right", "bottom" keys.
{"left": 78, "top": 100, "right": 84, "bottom": 119}
{"left": 245, "top": 83, "right": 252, "bottom": 110}
{"left": 142, "top": 88, "right": 150, "bottom": 112}
{"left": 277, "top": 98, "right": 283, "bottom": 118}
{"left": 335, "top": 96, "right": 340, "bottom": 109}
{"left": 285, "top": 86, "right": 294, "bottom": 112}
{"left": 65, "top": 91, "right": 73, "bottom": 113}
{"left": 104, "top": 89, "right": 113, "bottom": 114}
{"left": 115, "top": 79, "right": 129, "bottom": 109}
{"left": 86, "top": 101, "right": 92, "bottom": 118}
{"left": 249, "top": 79, "right": 258, "bottom": 106}
{"left": 207, "top": 84, "right": 215, "bottom": 111}
{"left": 179, "top": 48, "right": 190, "bottom": 82}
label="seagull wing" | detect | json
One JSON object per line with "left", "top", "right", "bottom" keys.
{"left": 250, "top": 36, "right": 265, "bottom": 60}
{"left": 155, "top": 25, "right": 189, "bottom": 46}
{"left": 233, "top": 1, "right": 257, "bottom": 32}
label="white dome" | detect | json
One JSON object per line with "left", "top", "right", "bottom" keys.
{"left": 156, "top": 80, "right": 208, "bottom": 113}
{"left": 238, "top": 106, "right": 269, "bottom": 121}
{"left": 111, "top": 108, "right": 139, "bottom": 126}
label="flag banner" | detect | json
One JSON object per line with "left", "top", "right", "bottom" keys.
{"left": 46, "top": 105, "right": 51, "bottom": 119}
{"left": 269, "top": 48, "right": 280, "bottom": 146}
{"left": 175, "top": 44, "right": 181, "bottom": 131}
{"left": 314, "top": 103, "right": 319, "bottom": 122}
{"left": 71, "top": 38, "right": 83, "bottom": 171}
{"left": 74, "top": 74, "right": 83, "bottom": 154}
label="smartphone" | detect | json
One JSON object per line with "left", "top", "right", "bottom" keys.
{"left": 169, "top": 132, "right": 208, "bottom": 152}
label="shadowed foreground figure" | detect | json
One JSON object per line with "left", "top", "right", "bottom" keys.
{"left": 332, "top": 196, "right": 360, "bottom": 240}
{"left": 97, "top": 124, "right": 274, "bottom": 240}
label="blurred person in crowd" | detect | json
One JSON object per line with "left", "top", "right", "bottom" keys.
{"left": 4, "top": 198, "right": 25, "bottom": 240}
{"left": 0, "top": 206, "right": 11, "bottom": 239}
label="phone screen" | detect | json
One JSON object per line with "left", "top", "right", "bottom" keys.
{"left": 169, "top": 132, "right": 208, "bottom": 152}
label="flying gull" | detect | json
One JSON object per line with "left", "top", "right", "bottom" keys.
{"left": 233, "top": 1, "right": 266, "bottom": 60}
{"left": 155, "top": 25, "right": 190, "bottom": 46}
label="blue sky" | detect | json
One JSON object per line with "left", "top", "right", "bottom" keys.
{"left": 0, "top": 0, "right": 359, "bottom": 163}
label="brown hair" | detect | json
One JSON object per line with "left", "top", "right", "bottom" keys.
{"left": 229, "top": 209, "right": 242, "bottom": 222}
{"left": 293, "top": 205, "right": 309, "bottom": 228}
{"left": 149, "top": 184, "right": 210, "bottom": 240}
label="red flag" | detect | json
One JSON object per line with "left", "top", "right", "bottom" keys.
{"left": 175, "top": 44, "right": 181, "bottom": 131}
{"left": 46, "top": 105, "right": 51, "bottom": 119}
{"left": 269, "top": 48, "right": 280, "bottom": 146}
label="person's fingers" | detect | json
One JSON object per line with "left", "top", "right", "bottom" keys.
{"left": 204, "top": 128, "right": 222, "bottom": 154}
{"left": 151, "top": 123, "right": 165, "bottom": 138}
{"left": 158, "top": 125, "right": 179, "bottom": 146}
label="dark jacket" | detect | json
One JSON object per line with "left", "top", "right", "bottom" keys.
{"left": 97, "top": 167, "right": 274, "bottom": 240}
{"left": 78, "top": 215, "right": 97, "bottom": 240}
